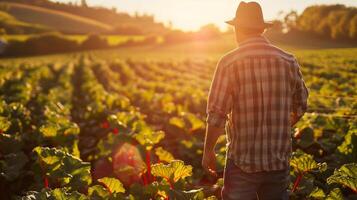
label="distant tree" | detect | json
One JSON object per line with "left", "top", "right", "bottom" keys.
{"left": 81, "top": 34, "right": 108, "bottom": 50}
{"left": 295, "top": 4, "right": 357, "bottom": 40}
{"left": 349, "top": 15, "right": 357, "bottom": 39}
{"left": 328, "top": 10, "right": 348, "bottom": 39}
{"left": 284, "top": 10, "right": 298, "bottom": 31}
{"left": 81, "top": 0, "right": 87, "bottom": 7}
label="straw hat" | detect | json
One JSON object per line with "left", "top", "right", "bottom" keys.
{"left": 226, "top": 1, "right": 273, "bottom": 29}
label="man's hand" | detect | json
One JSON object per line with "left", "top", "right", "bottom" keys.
{"left": 202, "top": 150, "right": 217, "bottom": 177}
{"left": 290, "top": 112, "right": 299, "bottom": 127}
{"left": 202, "top": 123, "right": 224, "bottom": 177}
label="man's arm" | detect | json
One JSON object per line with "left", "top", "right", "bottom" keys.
{"left": 202, "top": 57, "right": 232, "bottom": 176}
{"left": 202, "top": 114, "right": 226, "bottom": 176}
{"left": 291, "top": 60, "right": 309, "bottom": 126}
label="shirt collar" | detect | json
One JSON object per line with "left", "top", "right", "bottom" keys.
{"left": 239, "top": 35, "right": 270, "bottom": 47}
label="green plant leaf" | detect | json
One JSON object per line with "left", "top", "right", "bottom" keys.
{"left": 134, "top": 130, "right": 165, "bottom": 150}
{"left": 185, "top": 113, "right": 204, "bottom": 131}
{"left": 0, "top": 151, "right": 28, "bottom": 181}
{"left": 169, "top": 117, "right": 185, "bottom": 129}
{"left": 327, "top": 163, "right": 357, "bottom": 192}
{"left": 168, "top": 188, "right": 204, "bottom": 200}
{"left": 0, "top": 116, "right": 11, "bottom": 132}
{"left": 326, "top": 188, "right": 344, "bottom": 200}
{"left": 39, "top": 124, "right": 58, "bottom": 138}
{"left": 21, "top": 188, "right": 87, "bottom": 200}
{"left": 338, "top": 121, "right": 357, "bottom": 162}
{"left": 98, "top": 177, "right": 125, "bottom": 194}
{"left": 290, "top": 151, "right": 326, "bottom": 173}
{"left": 309, "top": 187, "right": 326, "bottom": 199}
{"left": 297, "top": 127, "right": 315, "bottom": 148}
{"left": 33, "top": 147, "right": 92, "bottom": 190}
{"left": 151, "top": 160, "right": 192, "bottom": 183}
{"left": 155, "top": 147, "right": 174, "bottom": 163}
{"left": 88, "top": 185, "right": 110, "bottom": 199}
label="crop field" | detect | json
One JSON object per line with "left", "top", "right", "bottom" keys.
{"left": 3, "top": 34, "right": 146, "bottom": 45}
{"left": 0, "top": 47, "right": 356, "bottom": 199}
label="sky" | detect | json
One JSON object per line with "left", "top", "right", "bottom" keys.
{"left": 54, "top": 0, "right": 357, "bottom": 31}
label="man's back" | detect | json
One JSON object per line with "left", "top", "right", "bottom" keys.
{"left": 202, "top": 2, "right": 309, "bottom": 199}
{"left": 206, "top": 36, "right": 309, "bottom": 172}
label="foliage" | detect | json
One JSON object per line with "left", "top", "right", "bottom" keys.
{"left": 295, "top": 4, "right": 357, "bottom": 40}
{"left": 33, "top": 147, "right": 92, "bottom": 191}
{"left": 151, "top": 160, "right": 193, "bottom": 184}
{"left": 0, "top": 49, "right": 356, "bottom": 199}
{"left": 290, "top": 151, "right": 327, "bottom": 174}
{"left": 21, "top": 188, "right": 87, "bottom": 200}
{"left": 97, "top": 177, "right": 125, "bottom": 193}
{"left": 3, "top": 32, "right": 79, "bottom": 57}
{"left": 327, "top": 163, "right": 357, "bottom": 193}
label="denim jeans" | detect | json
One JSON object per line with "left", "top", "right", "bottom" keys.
{"left": 221, "top": 158, "right": 290, "bottom": 200}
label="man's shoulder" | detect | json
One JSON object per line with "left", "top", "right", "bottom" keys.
{"left": 219, "top": 44, "right": 297, "bottom": 66}
{"left": 267, "top": 44, "right": 296, "bottom": 62}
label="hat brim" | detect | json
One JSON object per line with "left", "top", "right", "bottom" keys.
{"left": 225, "top": 19, "right": 273, "bottom": 29}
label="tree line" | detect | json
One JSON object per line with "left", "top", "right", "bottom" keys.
{"left": 284, "top": 4, "right": 357, "bottom": 40}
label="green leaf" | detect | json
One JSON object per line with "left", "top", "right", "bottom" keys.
{"left": 216, "top": 178, "right": 224, "bottom": 188}
{"left": 21, "top": 188, "right": 87, "bottom": 200}
{"left": 168, "top": 188, "right": 204, "bottom": 200}
{"left": 290, "top": 151, "right": 326, "bottom": 173}
{"left": 33, "top": 147, "right": 92, "bottom": 190}
{"left": 169, "top": 117, "right": 185, "bottom": 129}
{"left": 185, "top": 113, "right": 204, "bottom": 131}
{"left": 155, "top": 147, "right": 174, "bottom": 163}
{"left": 326, "top": 188, "right": 344, "bottom": 200}
{"left": 39, "top": 124, "right": 58, "bottom": 138}
{"left": 151, "top": 160, "right": 192, "bottom": 183}
{"left": 98, "top": 177, "right": 125, "bottom": 194}
{"left": 0, "top": 116, "right": 11, "bottom": 132}
{"left": 297, "top": 127, "right": 315, "bottom": 148}
{"left": 309, "top": 187, "right": 326, "bottom": 199}
{"left": 134, "top": 130, "right": 165, "bottom": 150}
{"left": 327, "top": 163, "right": 357, "bottom": 192}
{"left": 88, "top": 185, "right": 110, "bottom": 199}
{"left": 338, "top": 121, "right": 357, "bottom": 162}
{"left": 107, "top": 114, "right": 129, "bottom": 133}
{"left": 0, "top": 151, "right": 28, "bottom": 181}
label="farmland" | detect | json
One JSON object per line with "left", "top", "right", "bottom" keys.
{"left": 2, "top": 34, "right": 146, "bottom": 45}
{"left": 0, "top": 44, "right": 356, "bottom": 200}
{"left": 0, "top": 2, "right": 111, "bottom": 34}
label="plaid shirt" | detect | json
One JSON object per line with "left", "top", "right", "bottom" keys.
{"left": 207, "top": 36, "right": 309, "bottom": 172}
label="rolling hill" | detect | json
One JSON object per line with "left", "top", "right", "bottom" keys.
{"left": 0, "top": 10, "right": 50, "bottom": 34}
{"left": 0, "top": 0, "right": 169, "bottom": 35}
{"left": 0, "top": 2, "right": 113, "bottom": 34}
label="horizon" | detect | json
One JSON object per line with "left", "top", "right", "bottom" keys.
{"left": 52, "top": 0, "right": 357, "bottom": 31}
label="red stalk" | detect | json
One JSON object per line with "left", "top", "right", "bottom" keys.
{"left": 103, "top": 184, "right": 112, "bottom": 194}
{"left": 145, "top": 150, "right": 151, "bottom": 183}
{"left": 39, "top": 160, "right": 49, "bottom": 189}
{"left": 44, "top": 176, "right": 49, "bottom": 188}
{"left": 164, "top": 177, "right": 174, "bottom": 189}
{"left": 292, "top": 172, "right": 303, "bottom": 192}
{"left": 142, "top": 173, "right": 148, "bottom": 185}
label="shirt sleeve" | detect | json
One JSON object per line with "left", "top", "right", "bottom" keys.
{"left": 291, "top": 60, "right": 309, "bottom": 119}
{"left": 206, "top": 58, "right": 233, "bottom": 128}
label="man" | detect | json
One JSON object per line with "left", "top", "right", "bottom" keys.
{"left": 202, "top": 2, "right": 309, "bottom": 200}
